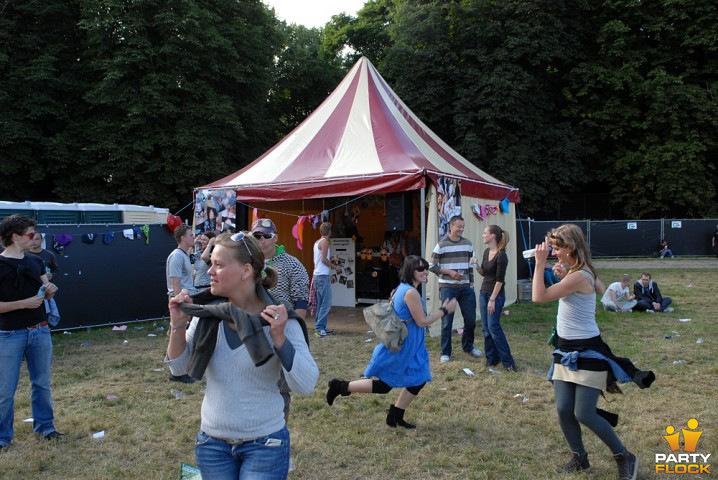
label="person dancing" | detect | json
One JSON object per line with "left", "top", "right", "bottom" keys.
{"left": 532, "top": 224, "right": 653, "bottom": 480}
{"left": 326, "top": 255, "right": 457, "bottom": 429}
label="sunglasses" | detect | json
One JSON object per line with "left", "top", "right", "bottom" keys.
{"left": 20, "top": 231, "right": 37, "bottom": 239}
{"left": 416, "top": 265, "right": 428, "bottom": 272}
{"left": 252, "top": 232, "right": 276, "bottom": 240}
{"left": 230, "top": 231, "right": 253, "bottom": 259}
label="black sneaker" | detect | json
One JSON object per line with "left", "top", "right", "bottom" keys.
{"left": 44, "top": 431, "right": 66, "bottom": 441}
{"left": 614, "top": 450, "right": 638, "bottom": 480}
{"left": 0, "top": 442, "right": 11, "bottom": 452}
{"left": 169, "top": 374, "right": 196, "bottom": 384}
{"left": 556, "top": 452, "right": 590, "bottom": 473}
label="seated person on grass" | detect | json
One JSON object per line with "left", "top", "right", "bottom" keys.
{"left": 633, "top": 272, "right": 674, "bottom": 313}
{"left": 600, "top": 274, "right": 637, "bottom": 312}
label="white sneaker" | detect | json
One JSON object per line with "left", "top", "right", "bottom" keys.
{"left": 440, "top": 355, "right": 450, "bottom": 363}
{"left": 664, "top": 307, "right": 675, "bottom": 313}
{"left": 646, "top": 309, "right": 655, "bottom": 313}
{"left": 468, "top": 348, "right": 483, "bottom": 358}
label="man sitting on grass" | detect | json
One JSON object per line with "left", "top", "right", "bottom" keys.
{"left": 600, "top": 274, "right": 637, "bottom": 312}
{"left": 633, "top": 272, "right": 674, "bottom": 313}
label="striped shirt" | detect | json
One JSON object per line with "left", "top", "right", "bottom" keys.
{"left": 429, "top": 236, "right": 474, "bottom": 287}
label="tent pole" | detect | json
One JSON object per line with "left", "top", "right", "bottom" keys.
{"left": 420, "top": 187, "right": 427, "bottom": 304}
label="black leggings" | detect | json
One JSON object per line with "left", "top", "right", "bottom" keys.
{"left": 371, "top": 379, "right": 425, "bottom": 396}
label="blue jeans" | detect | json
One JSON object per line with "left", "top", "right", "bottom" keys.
{"left": 195, "top": 426, "right": 290, "bottom": 480}
{"left": 553, "top": 380, "right": 624, "bottom": 455}
{"left": 635, "top": 297, "right": 672, "bottom": 312}
{"left": 314, "top": 275, "right": 331, "bottom": 332}
{"left": 0, "top": 325, "right": 57, "bottom": 445}
{"left": 479, "top": 291, "right": 515, "bottom": 368}
{"left": 439, "top": 287, "right": 477, "bottom": 356}
{"left": 660, "top": 249, "right": 674, "bottom": 258}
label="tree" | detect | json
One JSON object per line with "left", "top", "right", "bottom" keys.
{"left": 0, "top": 1, "right": 89, "bottom": 201}
{"left": 268, "top": 22, "right": 344, "bottom": 136}
{"left": 66, "top": 0, "right": 281, "bottom": 210}
{"left": 565, "top": 0, "right": 718, "bottom": 217}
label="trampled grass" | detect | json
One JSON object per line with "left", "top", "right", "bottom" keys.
{"left": 1, "top": 266, "right": 715, "bottom": 479}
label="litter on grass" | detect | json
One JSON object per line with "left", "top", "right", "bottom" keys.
{"left": 463, "top": 368, "right": 475, "bottom": 377}
{"left": 112, "top": 325, "right": 127, "bottom": 331}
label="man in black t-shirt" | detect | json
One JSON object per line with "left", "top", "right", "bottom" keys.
{"left": 28, "top": 232, "right": 58, "bottom": 281}
{"left": 0, "top": 215, "right": 63, "bottom": 451}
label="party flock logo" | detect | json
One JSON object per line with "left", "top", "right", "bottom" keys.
{"left": 656, "top": 418, "right": 711, "bottom": 474}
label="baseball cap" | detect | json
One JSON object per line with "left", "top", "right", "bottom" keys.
{"left": 251, "top": 218, "right": 277, "bottom": 235}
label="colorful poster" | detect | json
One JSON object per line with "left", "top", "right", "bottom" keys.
{"left": 195, "top": 189, "right": 237, "bottom": 233}
{"left": 437, "top": 176, "right": 462, "bottom": 238}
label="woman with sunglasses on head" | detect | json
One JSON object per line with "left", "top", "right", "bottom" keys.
{"left": 532, "top": 224, "right": 653, "bottom": 480}
{"left": 326, "top": 256, "right": 457, "bottom": 429}
{"left": 166, "top": 232, "right": 319, "bottom": 480}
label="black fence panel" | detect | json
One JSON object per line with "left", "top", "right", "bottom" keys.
{"left": 663, "top": 219, "right": 717, "bottom": 256}
{"left": 590, "top": 220, "right": 661, "bottom": 257}
{"left": 514, "top": 218, "right": 718, "bottom": 270}
{"left": 38, "top": 224, "right": 175, "bottom": 329}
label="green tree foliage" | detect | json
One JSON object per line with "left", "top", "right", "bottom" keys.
{"left": 565, "top": 0, "right": 718, "bottom": 218}
{"left": 0, "top": 1, "right": 89, "bottom": 200}
{"left": 73, "top": 0, "right": 280, "bottom": 209}
{"left": 381, "top": 0, "right": 592, "bottom": 214}
{"left": 269, "top": 23, "right": 345, "bottom": 135}
{"left": 322, "top": 0, "right": 397, "bottom": 69}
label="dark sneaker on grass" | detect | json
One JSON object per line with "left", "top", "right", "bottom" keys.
{"left": 614, "top": 450, "right": 638, "bottom": 480}
{"left": 169, "top": 374, "right": 196, "bottom": 384}
{"left": 44, "top": 431, "right": 66, "bottom": 441}
{"left": 556, "top": 452, "right": 590, "bottom": 473}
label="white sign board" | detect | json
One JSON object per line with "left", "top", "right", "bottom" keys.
{"left": 329, "top": 238, "right": 355, "bottom": 307}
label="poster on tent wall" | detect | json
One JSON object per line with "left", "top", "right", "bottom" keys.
{"left": 329, "top": 238, "right": 355, "bottom": 307}
{"left": 437, "top": 176, "right": 462, "bottom": 238}
{"left": 195, "top": 189, "right": 237, "bottom": 233}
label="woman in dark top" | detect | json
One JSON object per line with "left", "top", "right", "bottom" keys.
{"left": 475, "top": 225, "right": 516, "bottom": 371}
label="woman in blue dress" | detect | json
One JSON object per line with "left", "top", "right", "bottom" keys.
{"left": 326, "top": 255, "right": 457, "bottom": 428}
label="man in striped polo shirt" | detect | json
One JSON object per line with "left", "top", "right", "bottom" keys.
{"left": 429, "top": 215, "right": 482, "bottom": 363}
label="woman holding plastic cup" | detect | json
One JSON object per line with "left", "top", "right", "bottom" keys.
{"left": 532, "top": 224, "right": 651, "bottom": 479}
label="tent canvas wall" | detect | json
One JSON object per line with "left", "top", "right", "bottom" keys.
{"left": 197, "top": 57, "right": 520, "bottom": 333}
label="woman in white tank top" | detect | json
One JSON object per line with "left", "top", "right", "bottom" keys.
{"left": 530, "top": 224, "right": 639, "bottom": 480}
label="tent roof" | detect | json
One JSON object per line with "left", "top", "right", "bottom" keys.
{"left": 201, "top": 57, "right": 519, "bottom": 203}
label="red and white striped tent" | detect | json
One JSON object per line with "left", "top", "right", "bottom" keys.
{"left": 202, "top": 57, "right": 519, "bottom": 204}
{"left": 199, "top": 57, "right": 521, "bottom": 312}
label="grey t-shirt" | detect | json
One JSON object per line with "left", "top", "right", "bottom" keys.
{"left": 166, "top": 248, "right": 196, "bottom": 296}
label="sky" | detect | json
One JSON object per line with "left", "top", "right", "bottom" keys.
{"left": 263, "top": 0, "right": 367, "bottom": 29}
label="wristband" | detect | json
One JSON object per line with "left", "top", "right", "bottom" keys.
{"left": 489, "top": 298, "right": 496, "bottom": 302}
{"left": 170, "top": 322, "right": 188, "bottom": 331}
{"left": 439, "top": 306, "right": 449, "bottom": 316}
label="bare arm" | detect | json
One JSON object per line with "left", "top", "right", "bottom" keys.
{"left": 166, "top": 291, "right": 192, "bottom": 359}
{"left": 404, "top": 288, "right": 457, "bottom": 328}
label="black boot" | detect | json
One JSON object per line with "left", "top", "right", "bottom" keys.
{"left": 326, "top": 379, "right": 350, "bottom": 406}
{"left": 386, "top": 405, "right": 416, "bottom": 429}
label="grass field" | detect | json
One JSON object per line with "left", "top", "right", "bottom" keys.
{"left": 1, "top": 265, "right": 716, "bottom": 479}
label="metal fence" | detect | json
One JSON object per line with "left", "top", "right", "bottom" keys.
{"left": 515, "top": 218, "right": 718, "bottom": 279}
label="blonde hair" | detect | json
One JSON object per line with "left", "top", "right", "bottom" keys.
{"left": 215, "top": 232, "right": 277, "bottom": 289}
{"left": 547, "top": 224, "right": 596, "bottom": 277}
{"left": 319, "top": 222, "right": 332, "bottom": 236}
